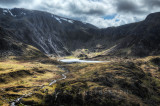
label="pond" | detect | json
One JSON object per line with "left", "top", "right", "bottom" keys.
{"left": 59, "top": 59, "right": 109, "bottom": 63}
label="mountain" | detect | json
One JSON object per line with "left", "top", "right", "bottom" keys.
{"left": 0, "top": 8, "right": 160, "bottom": 57}
{"left": 96, "top": 12, "right": 160, "bottom": 57}
{"left": 0, "top": 26, "right": 46, "bottom": 59}
{"left": 0, "top": 8, "right": 97, "bottom": 56}
{"left": 0, "top": 8, "right": 160, "bottom": 106}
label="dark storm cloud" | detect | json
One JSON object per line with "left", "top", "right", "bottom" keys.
{"left": 116, "top": 0, "right": 144, "bottom": 14}
{"left": 0, "top": 0, "right": 160, "bottom": 28}
{"left": 71, "top": 7, "right": 106, "bottom": 16}
{"left": 68, "top": 3, "right": 106, "bottom": 16}
{"left": 87, "top": 9, "right": 105, "bottom": 15}
{"left": 0, "top": 0, "right": 20, "bottom": 5}
{"left": 144, "top": 0, "right": 160, "bottom": 8}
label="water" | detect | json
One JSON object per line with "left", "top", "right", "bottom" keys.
{"left": 11, "top": 93, "right": 32, "bottom": 106}
{"left": 10, "top": 59, "right": 106, "bottom": 105}
{"left": 10, "top": 66, "right": 68, "bottom": 106}
{"left": 60, "top": 59, "right": 108, "bottom": 63}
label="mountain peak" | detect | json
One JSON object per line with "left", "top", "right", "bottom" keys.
{"left": 0, "top": 8, "right": 97, "bottom": 56}
{"left": 0, "top": 7, "right": 160, "bottom": 57}
{"left": 145, "top": 12, "right": 160, "bottom": 22}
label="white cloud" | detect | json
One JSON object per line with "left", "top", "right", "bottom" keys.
{"left": 0, "top": 0, "right": 160, "bottom": 28}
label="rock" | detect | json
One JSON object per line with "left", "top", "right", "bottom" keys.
{"left": 77, "top": 54, "right": 88, "bottom": 59}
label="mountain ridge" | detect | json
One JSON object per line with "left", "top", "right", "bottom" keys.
{"left": 0, "top": 8, "right": 160, "bottom": 106}
{"left": 0, "top": 8, "right": 160, "bottom": 57}
{"left": 0, "top": 8, "right": 98, "bottom": 56}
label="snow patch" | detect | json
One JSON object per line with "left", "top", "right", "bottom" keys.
{"left": 60, "top": 18, "right": 74, "bottom": 23}
{"left": 68, "top": 20, "right": 74, "bottom": 23}
{"left": 54, "top": 17, "right": 62, "bottom": 23}
{"left": 60, "top": 18, "right": 68, "bottom": 21}
{"left": 2, "top": 9, "right": 8, "bottom": 15}
{"left": 8, "top": 9, "right": 16, "bottom": 17}
{"left": 3, "top": 9, "right": 8, "bottom": 13}
{"left": 21, "top": 12, "right": 26, "bottom": 15}
{"left": 82, "top": 22, "right": 87, "bottom": 24}
{"left": 54, "top": 16, "right": 74, "bottom": 24}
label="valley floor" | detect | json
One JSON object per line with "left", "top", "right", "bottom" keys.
{"left": 0, "top": 57, "right": 64, "bottom": 105}
{"left": 0, "top": 56, "right": 160, "bottom": 106}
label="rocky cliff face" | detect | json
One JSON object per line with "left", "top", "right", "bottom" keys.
{"left": 0, "top": 27, "right": 22, "bottom": 56}
{"left": 97, "top": 12, "right": 160, "bottom": 57}
{"left": 0, "top": 8, "right": 160, "bottom": 57}
{"left": 0, "top": 27, "right": 45, "bottom": 58}
{"left": 0, "top": 8, "right": 97, "bottom": 56}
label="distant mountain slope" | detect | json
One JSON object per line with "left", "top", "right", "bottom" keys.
{"left": 95, "top": 12, "right": 160, "bottom": 57}
{"left": 0, "top": 8, "right": 160, "bottom": 57}
{"left": 0, "top": 27, "right": 45, "bottom": 59}
{"left": 0, "top": 8, "right": 97, "bottom": 56}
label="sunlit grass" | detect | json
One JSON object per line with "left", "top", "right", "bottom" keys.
{"left": 51, "top": 56, "right": 160, "bottom": 105}
{"left": 0, "top": 58, "right": 64, "bottom": 105}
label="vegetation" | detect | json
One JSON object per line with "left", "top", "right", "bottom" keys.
{"left": 1, "top": 55, "right": 160, "bottom": 106}
{"left": 42, "top": 56, "right": 160, "bottom": 106}
{"left": 0, "top": 57, "right": 64, "bottom": 105}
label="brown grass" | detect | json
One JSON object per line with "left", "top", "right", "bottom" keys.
{"left": 0, "top": 57, "right": 64, "bottom": 105}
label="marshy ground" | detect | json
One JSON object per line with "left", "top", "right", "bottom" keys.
{"left": 0, "top": 56, "right": 160, "bottom": 106}
{"left": 0, "top": 57, "right": 64, "bottom": 105}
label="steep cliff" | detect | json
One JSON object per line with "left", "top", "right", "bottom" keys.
{"left": 96, "top": 12, "right": 160, "bottom": 57}
{"left": 0, "top": 8, "right": 160, "bottom": 57}
{"left": 0, "top": 8, "right": 97, "bottom": 56}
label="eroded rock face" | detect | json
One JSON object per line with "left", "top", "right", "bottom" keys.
{"left": 0, "top": 8, "right": 160, "bottom": 57}
{"left": 0, "top": 27, "right": 46, "bottom": 58}
{"left": 0, "top": 8, "right": 98, "bottom": 56}
{"left": 99, "top": 12, "right": 160, "bottom": 57}
{"left": 0, "top": 27, "right": 23, "bottom": 56}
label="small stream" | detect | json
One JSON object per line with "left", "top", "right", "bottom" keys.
{"left": 10, "top": 66, "right": 68, "bottom": 106}
{"left": 10, "top": 59, "right": 106, "bottom": 105}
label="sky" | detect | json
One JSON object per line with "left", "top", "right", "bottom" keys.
{"left": 0, "top": 0, "right": 160, "bottom": 28}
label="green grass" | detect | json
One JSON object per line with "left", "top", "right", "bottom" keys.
{"left": 46, "top": 57, "right": 160, "bottom": 106}
{"left": 1, "top": 56, "right": 160, "bottom": 106}
{"left": 0, "top": 57, "right": 64, "bottom": 105}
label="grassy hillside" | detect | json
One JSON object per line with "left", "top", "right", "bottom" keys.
{"left": 34, "top": 56, "right": 160, "bottom": 106}
{"left": 0, "top": 57, "right": 64, "bottom": 105}
{"left": 0, "top": 54, "right": 160, "bottom": 106}
{"left": 0, "top": 10, "right": 160, "bottom": 105}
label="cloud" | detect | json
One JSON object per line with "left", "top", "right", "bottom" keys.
{"left": 0, "top": 0, "right": 20, "bottom": 5}
{"left": 0, "top": 0, "right": 160, "bottom": 28}
{"left": 116, "top": 0, "right": 144, "bottom": 14}
{"left": 144, "top": 0, "right": 160, "bottom": 8}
